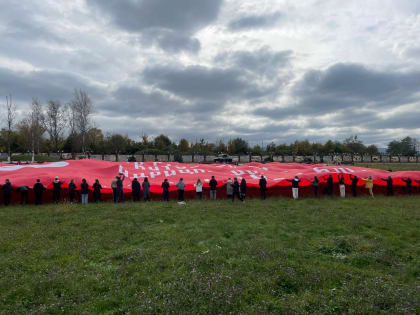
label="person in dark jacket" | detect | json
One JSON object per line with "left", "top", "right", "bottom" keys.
{"left": 349, "top": 175, "right": 359, "bottom": 197}
{"left": 17, "top": 186, "right": 29, "bottom": 205}
{"left": 68, "top": 179, "right": 76, "bottom": 203}
{"left": 116, "top": 174, "right": 125, "bottom": 202}
{"left": 232, "top": 178, "right": 241, "bottom": 202}
{"left": 381, "top": 176, "right": 393, "bottom": 196}
{"left": 3, "top": 179, "right": 12, "bottom": 206}
{"left": 80, "top": 179, "right": 89, "bottom": 204}
{"left": 209, "top": 176, "right": 217, "bottom": 200}
{"left": 176, "top": 178, "right": 185, "bottom": 201}
{"left": 286, "top": 176, "right": 301, "bottom": 199}
{"left": 33, "top": 179, "right": 45, "bottom": 205}
{"left": 326, "top": 175, "right": 334, "bottom": 196}
{"left": 52, "top": 177, "right": 63, "bottom": 203}
{"left": 240, "top": 178, "right": 247, "bottom": 201}
{"left": 161, "top": 178, "right": 170, "bottom": 201}
{"left": 402, "top": 177, "right": 412, "bottom": 195}
{"left": 142, "top": 177, "right": 151, "bottom": 201}
{"left": 131, "top": 178, "right": 141, "bottom": 202}
{"left": 311, "top": 176, "right": 319, "bottom": 197}
{"left": 259, "top": 175, "right": 267, "bottom": 200}
{"left": 92, "top": 179, "right": 102, "bottom": 202}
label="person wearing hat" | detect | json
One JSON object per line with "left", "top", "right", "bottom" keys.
{"left": 52, "top": 177, "right": 63, "bottom": 203}
{"left": 33, "top": 179, "right": 45, "bottom": 205}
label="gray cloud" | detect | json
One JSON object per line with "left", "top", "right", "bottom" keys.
{"left": 87, "top": 0, "right": 223, "bottom": 52}
{"left": 0, "top": 67, "right": 103, "bottom": 104}
{"left": 215, "top": 47, "right": 292, "bottom": 78}
{"left": 228, "top": 12, "right": 282, "bottom": 31}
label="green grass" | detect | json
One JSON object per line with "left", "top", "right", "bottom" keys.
{"left": 0, "top": 198, "right": 419, "bottom": 314}
{"left": 353, "top": 163, "right": 420, "bottom": 171}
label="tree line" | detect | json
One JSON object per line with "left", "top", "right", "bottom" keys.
{"left": 1, "top": 93, "right": 419, "bottom": 160}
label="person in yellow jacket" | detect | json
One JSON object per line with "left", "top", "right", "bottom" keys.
{"left": 363, "top": 176, "right": 374, "bottom": 198}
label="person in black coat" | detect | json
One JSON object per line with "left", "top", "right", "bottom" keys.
{"left": 17, "top": 186, "right": 29, "bottom": 205}
{"left": 33, "top": 179, "right": 45, "bottom": 205}
{"left": 116, "top": 174, "right": 125, "bottom": 202}
{"left": 232, "top": 178, "right": 241, "bottom": 202}
{"left": 240, "top": 178, "right": 247, "bottom": 201}
{"left": 52, "top": 177, "right": 63, "bottom": 203}
{"left": 161, "top": 178, "right": 170, "bottom": 201}
{"left": 209, "top": 176, "right": 217, "bottom": 200}
{"left": 131, "top": 178, "right": 141, "bottom": 202}
{"left": 92, "top": 179, "right": 102, "bottom": 202}
{"left": 286, "top": 176, "right": 301, "bottom": 200}
{"left": 349, "top": 175, "right": 359, "bottom": 197}
{"left": 326, "top": 175, "right": 334, "bottom": 196}
{"left": 259, "top": 175, "right": 267, "bottom": 200}
{"left": 311, "top": 176, "right": 319, "bottom": 197}
{"left": 68, "top": 179, "right": 76, "bottom": 203}
{"left": 381, "top": 176, "right": 393, "bottom": 196}
{"left": 402, "top": 177, "right": 412, "bottom": 195}
{"left": 3, "top": 179, "right": 12, "bottom": 206}
{"left": 80, "top": 179, "right": 89, "bottom": 204}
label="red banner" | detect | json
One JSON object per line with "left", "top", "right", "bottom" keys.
{"left": 1, "top": 160, "right": 420, "bottom": 193}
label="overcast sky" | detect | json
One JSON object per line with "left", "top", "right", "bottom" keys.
{"left": 1, "top": 0, "right": 420, "bottom": 146}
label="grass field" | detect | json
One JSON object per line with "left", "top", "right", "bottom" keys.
{"left": 353, "top": 163, "right": 420, "bottom": 171}
{"left": 0, "top": 197, "right": 419, "bottom": 314}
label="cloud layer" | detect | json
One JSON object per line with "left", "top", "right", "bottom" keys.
{"left": 1, "top": 0, "right": 420, "bottom": 146}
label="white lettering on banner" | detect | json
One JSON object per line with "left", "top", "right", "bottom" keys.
{"left": 150, "top": 171, "right": 161, "bottom": 179}
{"left": 164, "top": 170, "right": 176, "bottom": 177}
{"left": 0, "top": 161, "right": 69, "bottom": 171}
{"left": 193, "top": 169, "right": 205, "bottom": 174}
{"left": 134, "top": 162, "right": 145, "bottom": 170}
{"left": 231, "top": 170, "right": 245, "bottom": 176}
{"left": 179, "top": 169, "right": 194, "bottom": 174}
{"left": 246, "top": 170, "right": 259, "bottom": 179}
{"left": 314, "top": 167, "right": 355, "bottom": 174}
{"left": 148, "top": 166, "right": 159, "bottom": 171}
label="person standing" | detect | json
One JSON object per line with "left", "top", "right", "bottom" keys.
{"left": 131, "top": 178, "right": 141, "bottom": 202}
{"left": 226, "top": 178, "right": 233, "bottom": 200}
{"left": 33, "top": 179, "right": 45, "bottom": 205}
{"left": 338, "top": 174, "right": 346, "bottom": 198}
{"left": 52, "top": 177, "right": 63, "bottom": 203}
{"left": 349, "top": 175, "right": 359, "bottom": 197}
{"left": 142, "top": 177, "right": 151, "bottom": 201}
{"left": 116, "top": 174, "right": 125, "bottom": 202}
{"left": 259, "top": 175, "right": 267, "bottom": 200}
{"left": 311, "top": 176, "right": 319, "bottom": 197}
{"left": 209, "top": 176, "right": 217, "bottom": 200}
{"left": 194, "top": 179, "right": 203, "bottom": 200}
{"left": 176, "top": 178, "right": 185, "bottom": 201}
{"left": 232, "top": 178, "right": 241, "bottom": 202}
{"left": 17, "top": 186, "right": 29, "bottom": 205}
{"left": 240, "top": 178, "right": 247, "bottom": 201}
{"left": 162, "top": 178, "right": 170, "bottom": 201}
{"left": 68, "top": 179, "right": 76, "bottom": 203}
{"left": 326, "top": 175, "right": 334, "bottom": 197}
{"left": 3, "top": 179, "right": 12, "bottom": 206}
{"left": 80, "top": 179, "right": 89, "bottom": 204}
{"left": 402, "top": 177, "right": 412, "bottom": 196}
{"left": 286, "top": 176, "right": 301, "bottom": 200}
{"left": 363, "top": 176, "right": 374, "bottom": 198}
{"left": 92, "top": 179, "right": 102, "bottom": 202}
{"left": 111, "top": 176, "right": 118, "bottom": 203}
{"left": 381, "top": 176, "right": 393, "bottom": 196}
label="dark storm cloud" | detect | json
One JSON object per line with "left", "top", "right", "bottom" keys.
{"left": 228, "top": 12, "right": 282, "bottom": 31}
{"left": 0, "top": 67, "right": 102, "bottom": 103}
{"left": 368, "top": 111, "right": 420, "bottom": 129}
{"left": 87, "top": 0, "right": 223, "bottom": 52}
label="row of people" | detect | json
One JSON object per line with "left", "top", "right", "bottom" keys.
{"left": 1, "top": 174, "right": 418, "bottom": 205}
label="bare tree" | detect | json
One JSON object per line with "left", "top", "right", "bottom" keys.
{"left": 44, "top": 100, "right": 66, "bottom": 154}
{"left": 29, "top": 98, "right": 45, "bottom": 160}
{"left": 5, "top": 95, "right": 16, "bottom": 163}
{"left": 70, "top": 89, "right": 92, "bottom": 154}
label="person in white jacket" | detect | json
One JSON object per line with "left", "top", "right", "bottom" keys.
{"left": 194, "top": 179, "right": 203, "bottom": 200}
